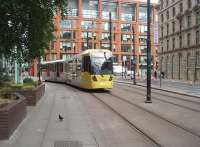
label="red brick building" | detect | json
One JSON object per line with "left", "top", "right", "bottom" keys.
{"left": 31, "top": 0, "right": 158, "bottom": 77}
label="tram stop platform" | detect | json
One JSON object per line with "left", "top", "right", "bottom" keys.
{"left": 0, "top": 83, "right": 102, "bottom": 147}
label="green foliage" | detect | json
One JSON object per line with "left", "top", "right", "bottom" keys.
{"left": 0, "top": 86, "right": 13, "bottom": 99}
{"left": 0, "top": 0, "right": 68, "bottom": 62}
{"left": 22, "top": 85, "right": 35, "bottom": 90}
{"left": 23, "top": 77, "right": 38, "bottom": 87}
{"left": 23, "top": 77, "right": 34, "bottom": 84}
{"left": 10, "top": 83, "right": 24, "bottom": 90}
{"left": 0, "top": 66, "right": 12, "bottom": 85}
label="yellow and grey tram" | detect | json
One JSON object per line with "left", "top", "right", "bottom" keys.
{"left": 42, "top": 49, "right": 113, "bottom": 89}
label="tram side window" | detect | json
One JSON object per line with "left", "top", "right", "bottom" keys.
{"left": 83, "top": 56, "right": 91, "bottom": 72}
{"left": 56, "top": 63, "right": 60, "bottom": 77}
{"left": 60, "top": 63, "right": 63, "bottom": 72}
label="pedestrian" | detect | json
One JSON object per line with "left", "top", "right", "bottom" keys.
{"left": 161, "top": 71, "right": 164, "bottom": 79}
{"left": 154, "top": 71, "right": 157, "bottom": 79}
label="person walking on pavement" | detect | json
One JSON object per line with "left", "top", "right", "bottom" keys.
{"left": 154, "top": 70, "right": 157, "bottom": 79}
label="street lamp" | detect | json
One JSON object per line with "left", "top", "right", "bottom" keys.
{"left": 145, "top": 0, "right": 152, "bottom": 103}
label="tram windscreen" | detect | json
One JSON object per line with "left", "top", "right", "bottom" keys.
{"left": 91, "top": 56, "right": 113, "bottom": 75}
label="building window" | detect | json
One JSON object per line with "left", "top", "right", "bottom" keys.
{"left": 67, "top": 0, "right": 78, "bottom": 16}
{"left": 139, "top": 35, "right": 147, "bottom": 45}
{"left": 81, "top": 21, "right": 95, "bottom": 29}
{"left": 166, "top": 11, "right": 169, "bottom": 20}
{"left": 139, "top": 6, "right": 147, "bottom": 22}
{"left": 196, "top": 12, "right": 200, "bottom": 25}
{"left": 81, "top": 32, "right": 93, "bottom": 40}
{"left": 139, "top": 46, "right": 147, "bottom": 54}
{"left": 60, "top": 42, "right": 72, "bottom": 51}
{"left": 167, "top": 40, "right": 169, "bottom": 50}
{"left": 83, "top": 0, "right": 98, "bottom": 18}
{"left": 167, "top": 23, "right": 169, "bottom": 35}
{"left": 101, "top": 43, "right": 110, "bottom": 49}
{"left": 179, "top": 35, "right": 182, "bottom": 48}
{"left": 101, "top": 32, "right": 110, "bottom": 41}
{"left": 160, "top": 0, "right": 163, "bottom": 9}
{"left": 197, "top": 0, "right": 200, "bottom": 4}
{"left": 121, "top": 4, "right": 135, "bottom": 21}
{"left": 121, "top": 44, "right": 131, "bottom": 52}
{"left": 82, "top": 42, "right": 92, "bottom": 51}
{"left": 102, "top": 2, "right": 117, "bottom": 20}
{"left": 60, "top": 20, "right": 73, "bottom": 29}
{"left": 102, "top": 22, "right": 115, "bottom": 31}
{"left": 139, "top": 25, "right": 147, "bottom": 33}
{"left": 60, "top": 31, "right": 73, "bottom": 39}
{"left": 179, "top": 3, "right": 183, "bottom": 13}
{"left": 172, "top": 21, "right": 175, "bottom": 33}
{"left": 139, "top": 55, "right": 147, "bottom": 65}
{"left": 188, "top": 0, "right": 192, "bottom": 8}
{"left": 161, "top": 14, "right": 164, "bottom": 22}
{"left": 166, "top": 0, "right": 169, "bottom": 6}
{"left": 161, "top": 26, "right": 164, "bottom": 38}
{"left": 196, "top": 31, "right": 200, "bottom": 45}
{"left": 187, "top": 15, "right": 191, "bottom": 28}
{"left": 187, "top": 33, "right": 191, "bottom": 47}
{"left": 179, "top": 19, "right": 183, "bottom": 31}
{"left": 173, "top": 7, "right": 176, "bottom": 16}
{"left": 121, "top": 34, "right": 132, "bottom": 42}
{"left": 121, "top": 24, "right": 131, "bottom": 32}
{"left": 172, "top": 38, "right": 175, "bottom": 50}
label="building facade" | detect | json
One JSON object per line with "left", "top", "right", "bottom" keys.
{"left": 158, "top": 0, "right": 200, "bottom": 81}
{"left": 44, "top": 0, "right": 158, "bottom": 77}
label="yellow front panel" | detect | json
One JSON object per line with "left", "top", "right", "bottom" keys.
{"left": 81, "top": 72, "right": 113, "bottom": 89}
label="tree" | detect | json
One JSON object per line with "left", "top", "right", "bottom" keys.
{"left": 0, "top": 0, "right": 68, "bottom": 62}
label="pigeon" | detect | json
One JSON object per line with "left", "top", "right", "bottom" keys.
{"left": 58, "top": 114, "right": 64, "bottom": 121}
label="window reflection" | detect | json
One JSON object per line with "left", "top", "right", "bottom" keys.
{"left": 121, "top": 24, "right": 131, "bottom": 32}
{"left": 102, "top": 2, "right": 117, "bottom": 20}
{"left": 121, "top": 44, "right": 132, "bottom": 52}
{"left": 66, "top": 0, "right": 78, "bottom": 16}
{"left": 139, "top": 46, "right": 147, "bottom": 54}
{"left": 60, "top": 20, "right": 73, "bottom": 29}
{"left": 139, "top": 6, "right": 147, "bottom": 22}
{"left": 83, "top": 0, "right": 98, "bottom": 18}
{"left": 81, "top": 21, "right": 95, "bottom": 29}
{"left": 121, "top": 4, "right": 135, "bottom": 21}
{"left": 139, "top": 25, "right": 147, "bottom": 33}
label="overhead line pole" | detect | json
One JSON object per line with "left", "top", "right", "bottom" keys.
{"left": 109, "top": 12, "right": 112, "bottom": 51}
{"left": 132, "top": 16, "right": 136, "bottom": 85}
{"left": 146, "top": 0, "right": 152, "bottom": 103}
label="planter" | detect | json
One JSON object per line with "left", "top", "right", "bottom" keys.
{"left": 0, "top": 93, "right": 27, "bottom": 140}
{"left": 17, "top": 83, "right": 45, "bottom": 106}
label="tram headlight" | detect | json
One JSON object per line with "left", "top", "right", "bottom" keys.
{"left": 109, "top": 76, "right": 113, "bottom": 81}
{"left": 92, "top": 75, "right": 97, "bottom": 81}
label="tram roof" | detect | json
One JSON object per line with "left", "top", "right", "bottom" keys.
{"left": 41, "top": 59, "right": 66, "bottom": 64}
{"left": 81, "top": 49, "right": 112, "bottom": 55}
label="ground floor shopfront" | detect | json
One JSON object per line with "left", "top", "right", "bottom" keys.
{"left": 159, "top": 48, "right": 200, "bottom": 82}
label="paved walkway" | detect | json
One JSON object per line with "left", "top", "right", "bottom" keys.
{"left": 115, "top": 76, "right": 200, "bottom": 97}
{"left": 0, "top": 83, "right": 99, "bottom": 147}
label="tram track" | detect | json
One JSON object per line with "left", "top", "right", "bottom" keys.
{"left": 90, "top": 91, "right": 200, "bottom": 147}
{"left": 89, "top": 92, "right": 162, "bottom": 147}
{"left": 115, "top": 80, "right": 200, "bottom": 99}
{"left": 115, "top": 81, "right": 200, "bottom": 113}
{"left": 65, "top": 84, "right": 161, "bottom": 147}
{"left": 107, "top": 91, "right": 200, "bottom": 138}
